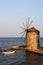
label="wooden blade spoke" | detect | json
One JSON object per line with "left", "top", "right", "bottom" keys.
{"left": 25, "top": 17, "right": 30, "bottom": 29}
{"left": 20, "top": 26, "right": 25, "bottom": 30}
{"left": 28, "top": 17, "right": 30, "bottom": 24}
{"left": 22, "top": 22, "right": 25, "bottom": 28}
{"left": 25, "top": 18, "right": 28, "bottom": 28}
{"left": 27, "top": 17, "right": 30, "bottom": 28}
{"left": 28, "top": 20, "right": 33, "bottom": 28}
{"left": 20, "top": 31, "right": 24, "bottom": 34}
{"left": 20, "top": 29, "right": 26, "bottom": 34}
{"left": 21, "top": 32, "right": 25, "bottom": 37}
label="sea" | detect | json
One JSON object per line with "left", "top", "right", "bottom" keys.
{"left": 0, "top": 37, "right": 43, "bottom": 65}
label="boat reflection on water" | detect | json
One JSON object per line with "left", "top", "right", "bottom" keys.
{"left": 26, "top": 51, "right": 42, "bottom": 65}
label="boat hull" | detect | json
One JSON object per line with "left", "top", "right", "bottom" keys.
{"left": 2, "top": 51, "right": 15, "bottom": 55}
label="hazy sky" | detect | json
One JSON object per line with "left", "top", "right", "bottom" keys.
{"left": 0, "top": 0, "right": 43, "bottom": 37}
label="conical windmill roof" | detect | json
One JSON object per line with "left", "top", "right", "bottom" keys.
{"left": 27, "top": 27, "right": 39, "bottom": 32}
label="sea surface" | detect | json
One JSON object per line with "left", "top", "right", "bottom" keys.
{"left": 0, "top": 37, "right": 43, "bottom": 65}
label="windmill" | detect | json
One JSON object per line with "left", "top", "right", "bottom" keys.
{"left": 20, "top": 17, "right": 40, "bottom": 50}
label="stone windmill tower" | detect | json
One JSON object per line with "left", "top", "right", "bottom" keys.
{"left": 21, "top": 17, "right": 40, "bottom": 50}
{"left": 26, "top": 27, "right": 40, "bottom": 50}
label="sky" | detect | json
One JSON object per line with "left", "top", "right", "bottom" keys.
{"left": 0, "top": 0, "right": 43, "bottom": 37}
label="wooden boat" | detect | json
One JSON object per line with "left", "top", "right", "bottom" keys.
{"left": 2, "top": 49, "right": 15, "bottom": 55}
